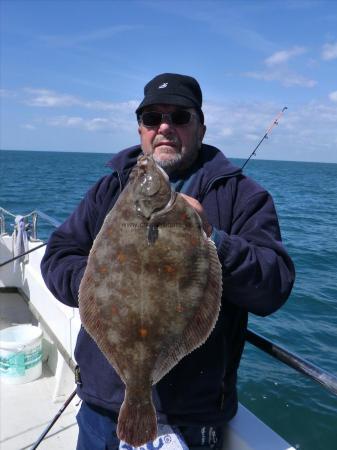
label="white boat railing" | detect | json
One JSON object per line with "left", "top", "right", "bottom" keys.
{"left": 0, "top": 208, "right": 80, "bottom": 378}
{"left": 0, "top": 207, "right": 61, "bottom": 240}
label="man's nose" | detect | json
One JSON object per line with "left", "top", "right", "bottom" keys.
{"left": 157, "top": 119, "right": 174, "bottom": 134}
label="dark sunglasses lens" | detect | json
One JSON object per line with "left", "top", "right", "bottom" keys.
{"left": 141, "top": 112, "right": 162, "bottom": 126}
{"left": 171, "top": 110, "right": 191, "bottom": 125}
{"left": 141, "top": 110, "right": 192, "bottom": 126}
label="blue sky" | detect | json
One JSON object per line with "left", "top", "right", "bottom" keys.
{"left": 1, "top": 0, "right": 337, "bottom": 163}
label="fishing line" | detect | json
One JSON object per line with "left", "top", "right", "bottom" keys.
{"left": 241, "top": 107, "right": 288, "bottom": 170}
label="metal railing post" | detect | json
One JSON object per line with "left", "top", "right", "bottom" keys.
{"left": 0, "top": 209, "right": 5, "bottom": 235}
{"left": 31, "top": 212, "right": 38, "bottom": 241}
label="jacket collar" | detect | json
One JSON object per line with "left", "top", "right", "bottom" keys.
{"left": 106, "top": 144, "right": 242, "bottom": 196}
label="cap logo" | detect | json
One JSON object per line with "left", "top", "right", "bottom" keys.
{"left": 158, "top": 82, "right": 168, "bottom": 89}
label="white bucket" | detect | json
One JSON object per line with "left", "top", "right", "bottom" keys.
{"left": 0, "top": 324, "right": 43, "bottom": 384}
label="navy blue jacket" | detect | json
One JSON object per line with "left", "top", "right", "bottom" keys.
{"left": 41, "top": 144, "right": 295, "bottom": 426}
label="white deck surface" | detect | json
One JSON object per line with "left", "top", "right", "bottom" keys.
{"left": 0, "top": 291, "right": 79, "bottom": 450}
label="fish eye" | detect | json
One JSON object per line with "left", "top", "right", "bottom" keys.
{"left": 139, "top": 173, "right": 160, "bottom": 196}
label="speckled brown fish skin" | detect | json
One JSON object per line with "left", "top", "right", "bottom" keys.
{"left": 78, "top": 155, "right": 222, "bottom": 447}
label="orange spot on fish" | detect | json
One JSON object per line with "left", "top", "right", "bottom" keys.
{"left": 139, "top": 328, "right": 148, "bottom": 338}
{"left": 98, "top": 266, "right": 108, "bottom": 274}
{"left": 190, "top": 236, "right": 198, "bottom": 246}
{"left": 164, "top": 264, "right": 175, "bottom": 274}
{"left": 180, "top": 212, "right": 188, "bottom": 221}
{"left": 176, "top": 305, "right": 184, "bottom": 313}
{"left": 111, "top": 305, "right": 118, "bottom": 315}
{"left": 117, "top": 252, "right": 127, "bottom": 263}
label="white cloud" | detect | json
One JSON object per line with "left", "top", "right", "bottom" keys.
{"left": 244, "top": 46, "right": 316, "bottom": 89}
{"left": 312, "top": 103, "right": 337, "bottom": 122}
{"left": 40, "top": 25, "right": 142, "bottom": 47}
{"left": 265, "top": 46, "right": 306, "bottom": 66}
{"left": 329, "top": 91, "right": 337, "bottom": 102}
{"left": 246, "top": 133, "right": 260, "bottom": 141}
{"left": 322, "top": 42, "right": 337, "bottom": 60}
{"left": 47, "top": 116, "right": 111, "bottom": 132}
{"left": 22, "top": 124, "right": 36, "bottom": 130}
{"left": 221, "top": 127, "right": 233, "bottom": 137}
{"left": 200, "top": 100, "right": 337, "bottom": 162}
{"left": 86, "top": 99, "right": 139, "bottom": 112}
{"left": 9, "top": 87, "right": 139, "bottom": 136}
{"left": 46, "top": 113, "right": 135, "bottom": 133}
{"left": 244, "top": 69, "right": 316, "bottom": 88}
{"left": 23, "top": 88, "right": 139, "bottom": 113}
{"left": 24, "top": 89, "right": 81, "bottom": 107}
{"left": 203, "top": 101, "right": 280, "bottom": 144}
{"left": 86, "top": 118, "right": 110, "bottom": 131}
{"left": 0, "top": 88, "right": 17, "bottom": 98}
{"left": 47, "top": 116, "right": 81, "bottom": 127}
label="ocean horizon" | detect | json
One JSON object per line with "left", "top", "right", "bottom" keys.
{"left": 1, "top": 149, "right": 337, "bottom": 449}
{"left": 1, "top": 148, "right": 336, "bottom": 166}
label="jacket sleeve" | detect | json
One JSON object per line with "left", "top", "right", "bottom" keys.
{"left": 40, "top": 176, "right": 114, "bottom": 308}
{"left": 215, "top": 190, "right": 295, "bottom": 316}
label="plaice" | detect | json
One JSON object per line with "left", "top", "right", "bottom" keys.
{"left": 78, "top": 155, "right": 222, "bottom": 447}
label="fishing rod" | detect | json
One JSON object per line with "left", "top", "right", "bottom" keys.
{"left": 0, "top": 242, "right": 47, "bottom": 268}
{"left": 29, "top": 365, "right": 82, "bottom": 449}
{"left": 241, "top": 106, "right": 288, "bottom": 170}
{"left": 246, "top": 329, "right": 337, "bottom": 396}
{"left": 30, "top": 389, "right": 78, "bottom": 449}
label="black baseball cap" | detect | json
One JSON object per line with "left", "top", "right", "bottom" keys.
{"left": 136, "top": 73, "right": 204, "bottom": 123}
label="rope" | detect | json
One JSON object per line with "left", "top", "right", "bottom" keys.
{"left": 0, "top": 207, "right": 37, "bottom": 219}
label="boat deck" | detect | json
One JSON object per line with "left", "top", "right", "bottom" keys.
{"left": 0, "top": 291, "right": 79, "bottom": 450}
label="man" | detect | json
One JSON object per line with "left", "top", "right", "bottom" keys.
{"left": 41, "top": 73, "right": 295, "bottom": 450}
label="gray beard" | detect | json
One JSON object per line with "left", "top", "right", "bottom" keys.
{"left": 153, "top": 153, "right": 183, "bottom": 174}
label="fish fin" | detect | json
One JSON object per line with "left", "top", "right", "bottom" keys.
{"left": 117, "top": 388, "right": 157, "bottom": 447}
{"left": 78, "top": 266, "right": 126, "bottom": 381}
{"left": 78, "top": 267, "right": 103, "bottom": 336}
{"left": 152, "top": 238, "right": 222, "bottom": 384}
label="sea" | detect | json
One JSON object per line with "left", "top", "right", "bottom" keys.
{"left": 1, "top": 149, "right": 336, "bottom": 450}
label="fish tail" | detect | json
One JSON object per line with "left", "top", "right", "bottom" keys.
{"left": 117, "top": 390, "right": 157, "bottom": 447}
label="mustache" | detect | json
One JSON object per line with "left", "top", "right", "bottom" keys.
{"left": 153, "top": 136, "right": 179, "bottom": 147}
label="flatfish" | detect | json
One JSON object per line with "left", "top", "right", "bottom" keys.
{"left": 78, "top": 155, "right": 222, "bottom": 447}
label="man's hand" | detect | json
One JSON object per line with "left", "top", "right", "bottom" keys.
{"left": 180, "top": 193, "right": 213, "bottom": 237}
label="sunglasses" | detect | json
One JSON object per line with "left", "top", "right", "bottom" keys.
{"left": 140, "top": 110, "right": 197, "bottom": 127}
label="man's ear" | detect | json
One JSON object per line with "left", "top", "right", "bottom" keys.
{"left": 198, "top": 124, "right": 206, "bottom": 145}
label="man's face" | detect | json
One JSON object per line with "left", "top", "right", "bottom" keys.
{"left": 138, "top": 104, "right": 206, "bottom": 174}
